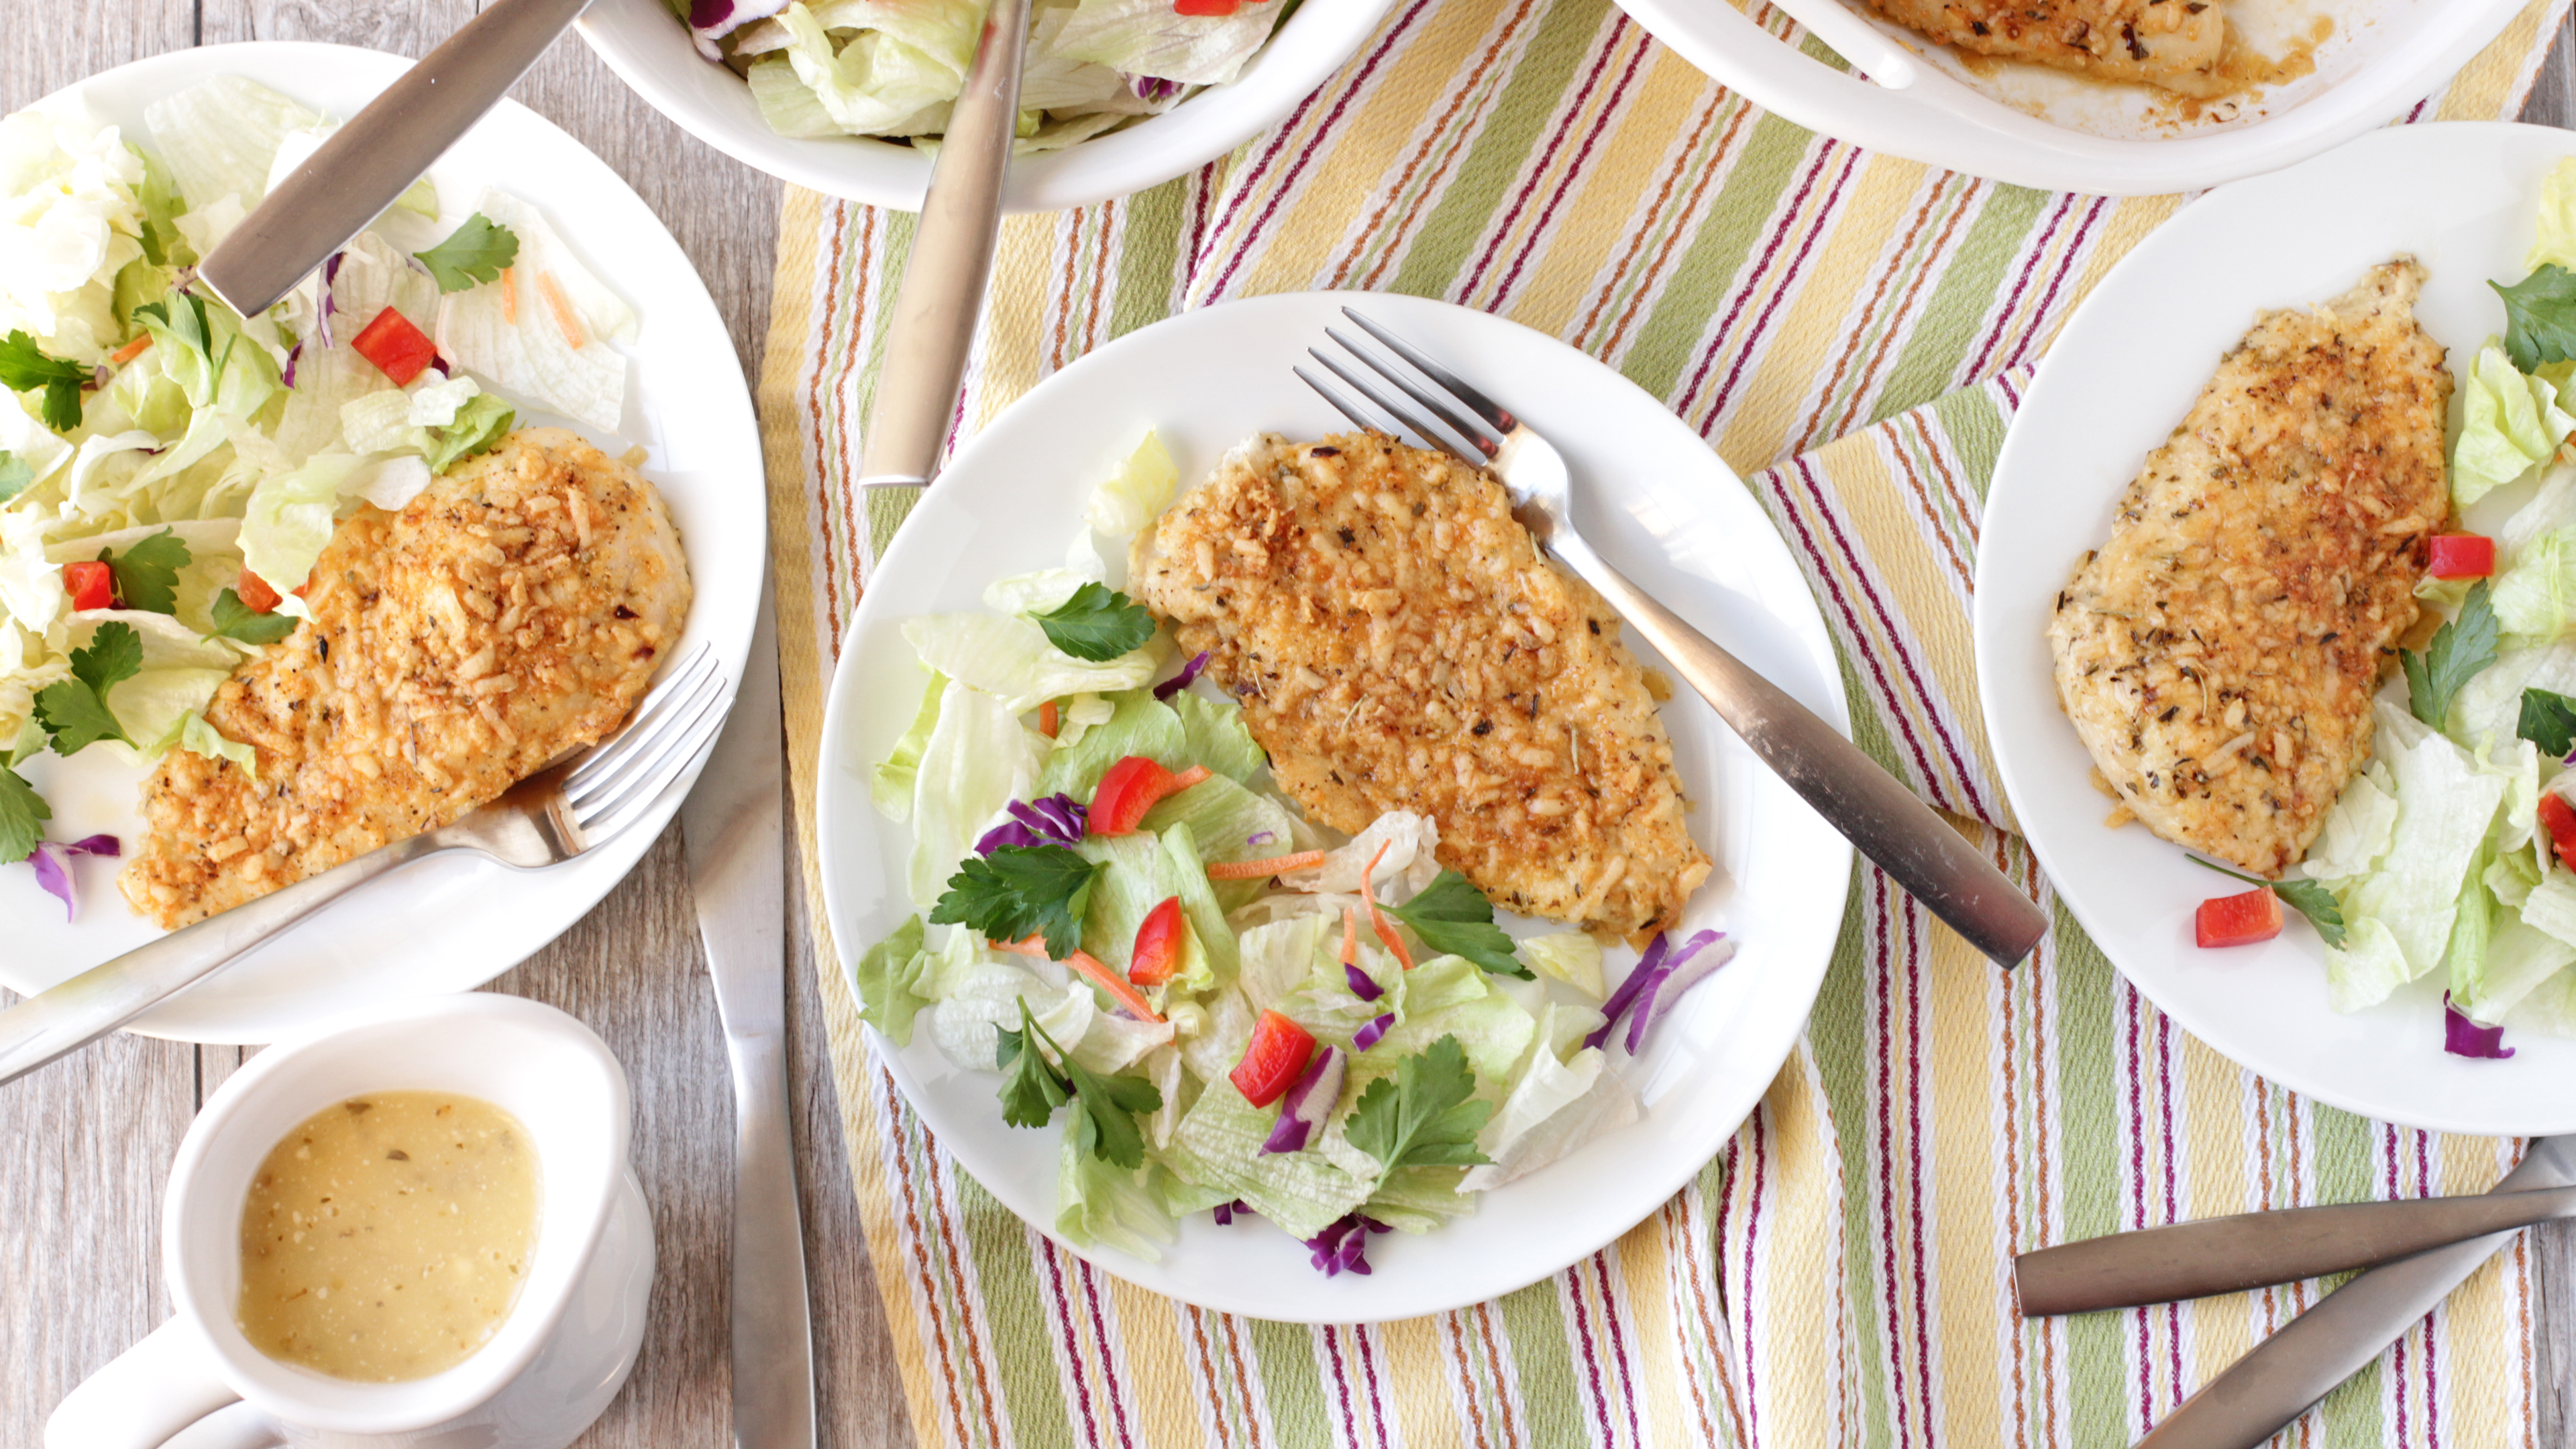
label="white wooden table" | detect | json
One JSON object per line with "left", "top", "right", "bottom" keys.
{"left": 1, "top": 7, "right": 2567, "bottom": 1446}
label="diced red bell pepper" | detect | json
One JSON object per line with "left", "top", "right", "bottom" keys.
{"left": 62, "top": 560, "right": 113, "bottom": 612}
{"left": 2195, "top": 888, "right": 2283, "bottom": 949}
{"left": 1088, "top": 756, "right": 1213, "bottom": 836}
{"left": 235, "top": 569, "right": 282, "bottom": 614}
{"left": 1129, "top": 896, "right": 1187, "bottom": 987}
{"left": 1230, "top": 1010, "right": 1316, "bottom": 1108}
{"left": 2428, "top": 533, "right": 2496, "bottom": 580}
{"left": 352, "top": 305, "right": 439, "bottom": 386}
{"left": 2540, "top": 793, "right": 2576, "bottom": 875}
{"left": 1174, "top": 0, "right": 1238, "bottom": 13}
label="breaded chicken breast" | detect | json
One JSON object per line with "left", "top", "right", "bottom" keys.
{"left": 121, "top": 429, "right": 691, "bottom": 927}
{"left": 1864, "top": 0, "right": 2228, "bottom": 95}
{"left": 2048, "top": 260, "right": 2451, "bottom": 878}
{"left": 1130, "top": 431, "right": 1711, "bottom": 940}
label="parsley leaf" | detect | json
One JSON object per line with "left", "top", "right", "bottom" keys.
{"left": 1382, "top": 870, "right": 1529, "bottom": 977}
{"left": 1034, "top": 582, "right": 1156, "bottom": 662}
{"left": 2495, "top": 265, "right": 2576, "bottom": 374}
{"left": 34, "top": 621, "right": 143, "bottom": 755}
{"left": 207, "top": 588, "right": 297, "bottom": 645}
{"left": 1344, "top": 1035, "right": 1493, "bottom": 1173}
{"left": 0, "top": 764, "right": 48, "bottom": 865}
{"left": 103, "top": 528, "right": 191, "bottom": 616}
{"left": 133, "top": 291, "right": 214, "bottom": 364}
{"left": 995, "top": 1000, "right": 1161, "bottom": 1167}
{"left": 996, "top": 1004, "right": 1071, "bottom": 1128}
{"left": 0, "top": 330, "right": 90, "bottom": 432}
{"left": 0, "top": 451, "right": 32, "bottom": 504}
{"left": 414, "top": 213, "right": 521, "bottom": 293}
{"left": 2522, "top": 687, "right": 2576, "bottom": 760}
{"left": 2403, "top": 581, "right": 2500, "bottom": 730}
{"left": 928, "top": 844, "right": 1103, "bottom": 958}
{"left": 2188, "top": 856, "right": 2348, "bottom": 948}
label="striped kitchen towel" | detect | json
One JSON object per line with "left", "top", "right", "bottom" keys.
{"left": 757, "top": 1, "right": 2575, "bottom": 1443}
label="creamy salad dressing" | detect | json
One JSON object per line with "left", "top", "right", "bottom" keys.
{"left": 236, "top": 1091, "right": 539, "bottom": 1382}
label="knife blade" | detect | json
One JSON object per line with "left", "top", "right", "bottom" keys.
{"left": 197, "top": 0, "right": 590, "bottom": 320}
{"left": 2135, "top": 1133, "right": 2576, "bottom": 1448}
{"left": 680, "top": 574, "right": 815, "bottom": 1449}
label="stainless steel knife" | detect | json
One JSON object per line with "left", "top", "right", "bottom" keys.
{"left": 197, "top": 0, "right": 591, "bottom": 319}
{"left": 2135, "top": 1133, "right": 2576, "bottom": 1448}
{"left": 680, "top": 576, "right": 816, "bottom": 1449}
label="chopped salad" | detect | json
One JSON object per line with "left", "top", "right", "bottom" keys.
{"left": 0, "top": 76, "right": 633, "bottom": 904}
{"left": 679, "top": 0, "right": 1297, "bottom": 152}
{"left": 2191, "top": 159, "right": 2576, "bottom": 1057}
{"left": 855, "top": 435, "right": 1734, "bottom": 1273}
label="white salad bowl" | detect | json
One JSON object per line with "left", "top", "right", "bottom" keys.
{"left": 1611, "top": 0, "right": 2530, "bottom": 197}
{"left": 576, "top": 0, "right": 1403, "bottom": 212}
{"left": 812, "top": 291, "right": 1854, "bottom": 1321}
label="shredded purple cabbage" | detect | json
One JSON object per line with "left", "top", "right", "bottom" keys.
{"left": 1344, "top": 961, "right": 1383, "bottom": 1002}
{"left": 280, "top": 340, "right": 302, "bottom": 388}
{"left": 1623, "top": 931, "right": 1729, "bottom": 1055}
{"left": 1304, "top": 1213, "right": 1390, "bottom": 1277}
{"left": 1247, "top": 830, "right": 1276, "bottom": 847}
{"left": 1154, "top": 650, "right": 1212, "bottom": 701}
{"left": 1212, "top": 1199, "right": 1250, "bottom": 1226}
{"left": 1354, "top": 1012, "right": 1395, "bottom": 1052}
{"left": 1263, "top": 1046, "right": 1344, "bottom": 1155}
{"left": 2443, "top": 994, "right": 2516, "bottom": 1060}
{"left": 1132, "top": 74, "right": 1185, "bottom": 104}
{"left": 24, "top": 835, "right": 121, "bottom": 922}
{"left": 1584, "top": 932, "right": 1670, "bottom": 1051}
{"left": 314, "top": 251, "right": 345, "bottom": 350}
{"left": 975, "top": 794, "right": 1089, "bottom": 854}
{"left": 688, "top": 0, "right": 790, "bottom": 60}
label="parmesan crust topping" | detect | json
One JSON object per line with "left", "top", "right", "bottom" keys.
{"left": 121, "top": 429, "right": 692, "bottom": 927}
{"left": 1130, "top": 431, "right": 1711, "bottom": 940}
{"left": 2047, "top": 260, "right": 2451, "bottom": 877}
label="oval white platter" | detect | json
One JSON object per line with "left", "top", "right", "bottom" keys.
{"left": 1, "top": 44, "right": 764, "bottom": 1043}
{"left": 1979, "top": 123, "right": 2576, "bottom": 1136}
{"left": 814, "top": 290, "right": 1854, "bottom": 1320}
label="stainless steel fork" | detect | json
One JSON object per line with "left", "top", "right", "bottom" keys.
{"left": 0, "top": 643, "right": 729, "bottom": 1084}
{"left": 1302, "top": 309, "right": 2049, "bottom": 967}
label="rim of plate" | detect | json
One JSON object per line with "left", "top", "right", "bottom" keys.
{"left": 1, "top": 42, "right": 761, "bottom": 1042}
{"left": 1607, "top": 0, "right": 2526, "bottom": 197}
{"left": 1976, "top": 121, "right": 2576, "bottom": 1136}
{"left": 574, "top": 0, "right": 1402, "bottom": 213}
{"left": 812, "top": 290, "right": 1852, "bottom": 1320}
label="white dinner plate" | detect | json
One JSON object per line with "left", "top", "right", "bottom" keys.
{"left": 814, "top": 291, "right": 1854, "bottom": 1321}
{"left": 1611, "top": 0, "right": 2525, "bottom": 196}
{"left": 1978, "top": 122, "right": 2576, "bottom": 1136}
{"left": 1, "top": 45, "right": 764, "bottom": 1043}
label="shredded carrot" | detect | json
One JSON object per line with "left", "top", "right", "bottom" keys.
{"left": 991, "top": 934, "right": 1049, "bottom": 957}
{"left": 1038, "top": 700, "right": 1060, "bottom": 738}
{"left": 1169, "top": 764, "right": 1212, "bottom": 792}
{"left": 499, "top": 266, "right": 519, "bottom": 325}
{"left": 1067, "top": 949, "right": 1165, "bottom": 1023}
{"left": 1340, "top": 906, "right": 1359, "bottom": 968}
{"left": 109, "top": 333, "right": 154, "bottom": 365}
{"left": 537, "top": 270, "right": 584, "bottom": 350}
{"left": 1360, "top": 841, "right": 1414, "bottom": 969}
{"left": 1206, "top": 849, "right": 1327, "bottom": 880}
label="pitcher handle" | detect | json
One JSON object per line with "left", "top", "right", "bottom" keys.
{"left": 47, "top": 1320, "right": 246, "bottom": 1449}
{"left": 165, "top": 1403, "right": 289, "bottom": 1449}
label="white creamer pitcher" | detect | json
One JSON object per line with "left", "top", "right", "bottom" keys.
{"left": 49, "top": 993, "right": 654, "bottom": 1449}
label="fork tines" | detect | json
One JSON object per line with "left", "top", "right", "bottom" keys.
{"left": 560, "top": 644, "right": 729, "bottom": 840}
{"left": 1297, "top": 307, "right": 1516, "bottom": 463}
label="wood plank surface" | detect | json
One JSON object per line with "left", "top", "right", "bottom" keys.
{"left": 1, "top": 7, "right": 2571, "bottom": 1448}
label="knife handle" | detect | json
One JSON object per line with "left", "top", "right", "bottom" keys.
{"left": 727, "top": 1029, "right": 816, "bottom": 1449}
{"left": 2015, "top": 1185, "right": 2576, "bottom": 1317}
{"left": 197, "top": 0, "right": 592, "bottom": 319}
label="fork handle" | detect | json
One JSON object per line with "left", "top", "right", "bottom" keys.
{"left": 0, "top": 832, "right": 451, "bottom": 1084}
{"left": 1547, "top": 533, "right": 2049, "bottom": 967}
{"left": 2013, "top": 1184, "right": 2576, "bottom": 1318}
